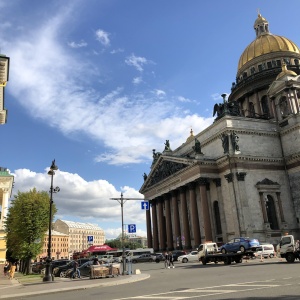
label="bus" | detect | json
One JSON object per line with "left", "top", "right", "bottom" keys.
{"left": 126, "top": 248, "right": 154, "bottom": 257}
{"left": 106, "top": 248, "right": 154, "bottom": 262}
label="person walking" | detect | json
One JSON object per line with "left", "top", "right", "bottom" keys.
{"left": 164, "top": 251, "right": 169, "bottom": 269}
{"left": 3, "top": 261, "right": 9, "bottom": 276}
{"left": 71, "top": 259, "right": 80, "bottom": 279}
{"left": 8, "top": 262, "right": 16, "bottom": 279}
{"left": 168, "top": 251, "right": 175, "bottom": 268}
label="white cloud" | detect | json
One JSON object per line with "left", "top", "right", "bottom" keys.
{"left": 11, "top": 168, "right": 146, "bottom": 239}
{"left": 68, "top": 40, "right": 87, "bottom": 48}
{"left": 132, "top": 77, "right": 142, "bottom": 85}
{"left": 154, "top": 89, "right": 166, "bottom": 97}
{"left": 5, "top": 6, "right": 214, "bottom": 166}
{"left": 178, "top": 96, "right": 191, "bottom": 103}
{"left": 110, "top": 48, "right": 124, "bottom": 54}
{"left": 95, "top": 29, "right": 110, "bottom": 46}
{"left": 125, "top": 54, "right": 149, "bottom": 72}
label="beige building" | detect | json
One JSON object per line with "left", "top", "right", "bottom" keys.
{"left": 0, "top": 168, "right": 14, "bottom": 263}
{"left": 39, "top": 230, "right": 69, "bottom": 261}
{"left": 0, "top": 54, "right": 10, "bottom": 125}
{"left": 53, "top": 219, "right": 105, "bottom": 254}
{"left": 140, "top": 13, "right": 300, "bottom": 251}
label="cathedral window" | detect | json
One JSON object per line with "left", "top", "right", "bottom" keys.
{"left": 243, "top": 72, "right": 247, "bottom": 78}
{"left": 261, "top": 96, "right": 269, "bottom": 117}
{"left": 250, "top": 67, "right": 256, "bottom": 74}
{"left": 258, "top": 64, "right": 262, "bottom": 72}
{"left": 267, "top": 61, "right": 272, "bottom": 69}
{"left": 279, "top": 96, "right": 289, "bottom": 117}
{"left": 249, "top": 102, "right": 255, "bottom": 117}
{"left": 294, "top": 59, "right": 299, "bottom": 66}
{"left": 276, "top": 60, "right": 281, "bottom": 67}
{"left": 213, "top": 201, "right": 222, "bottom": 235}
{"left": 265, "top": 195, "right": 279, "bottom": 230}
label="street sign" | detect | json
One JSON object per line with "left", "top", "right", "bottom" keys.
{"left": 87, "top": 236, "right": 94, "bottom": 243}
{"left": 128, "top": 224, "right": 136, "bottom": 233}
{"left": 141, "top": 201, "right": 149, "bottom": 210}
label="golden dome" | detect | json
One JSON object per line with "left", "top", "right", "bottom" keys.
{"left": 238, "top": 35, "right": 300, "bottom": 71}
{"left": 237, "top": 13, "right": 300, "bottom": 72}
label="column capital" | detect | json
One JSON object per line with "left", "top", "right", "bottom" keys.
{"left": 187, "top": 182, "right": 196, "bottom": 189}
{"left": 198, "top": 177, "right": 208, "bottom": 186}
{"left": 224, "top": 173, "right": 233, "bottom": 183}
{"left": 213, "top": 178, "right": 221, "bottom": 187}
{"left": 178, "top": 186, "right": 186, "bottom": 193}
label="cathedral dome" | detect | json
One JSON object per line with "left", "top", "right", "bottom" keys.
{"left": 237, "top": 13, "right": 300, "bottom": 72}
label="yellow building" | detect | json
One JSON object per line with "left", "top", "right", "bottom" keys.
{"left": 0, "top": 168, "right": 14, "bottom": 263}
{"left": 38, "top": 230, "right": 70, "bottom": 261}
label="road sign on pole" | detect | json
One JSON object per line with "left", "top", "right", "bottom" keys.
{"left": 141, "top": 201, "right": 149, "bottom": 210}
{"left": 128, "top": 224, "right": 136, "bottom": 233}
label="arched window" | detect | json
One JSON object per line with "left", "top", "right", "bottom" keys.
{"left": 261, "top": 96, "right": 269, "bottom": 117}
{"left": 279, "top": 96, "right": 289, "bottom": 117}
{"left": 249, "top": 102, "right": 255, "bottom": 117}
{"left": 266, "top": 195, "right": 279, "bottom": 230}
{"left": 213, "top": 201, "right": 222, "bottom": 235}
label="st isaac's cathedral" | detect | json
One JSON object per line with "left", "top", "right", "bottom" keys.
{"left": 140, "top": 13, "right": 300, "bottom": 251}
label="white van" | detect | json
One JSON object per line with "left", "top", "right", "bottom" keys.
{"left": 255, "top": 244, "right": 275, "bottom": 258}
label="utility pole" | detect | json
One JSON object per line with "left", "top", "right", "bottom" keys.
{"left": 110, "top": 193, "right": 146, "bottom": 275}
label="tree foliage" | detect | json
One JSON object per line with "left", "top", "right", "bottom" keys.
{"left": 105, "top": 238, "right": 142, "bottom": 249}
{"left": 5, "top": 188, "right": 57, "bottom": 273}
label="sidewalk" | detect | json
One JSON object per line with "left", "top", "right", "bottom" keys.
{"left": 0, "top": 266, "right": 149, "bottom": 299}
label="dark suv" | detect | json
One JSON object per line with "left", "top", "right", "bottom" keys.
{"left": 39, "top": 259, "right": 70, "bottom": 275}
{"left": 52, "top": 259, "right": 90, "bottom": 277}
{"left": 172, "top": 250, "right": 187, "bottom": 261}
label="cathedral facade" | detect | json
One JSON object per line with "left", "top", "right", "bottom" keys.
{"left": 140, "top": 13, "right": 300, "bottom": 251}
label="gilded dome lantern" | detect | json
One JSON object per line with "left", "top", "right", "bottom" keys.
{"left": 230, "top": 12, "right": 300, "bottom": 103}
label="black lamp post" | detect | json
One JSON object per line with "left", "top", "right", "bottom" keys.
{"left": 43, "top": 159, "right": 59, "bottom": 282}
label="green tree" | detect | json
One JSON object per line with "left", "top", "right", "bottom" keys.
{"left": 5, "top": 188, "right": 57, "bottom": 274}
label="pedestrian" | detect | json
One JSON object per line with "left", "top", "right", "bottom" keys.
{"left": 168, "top": 251, "right": 175, "bottom": 268}
{"left": 92, "top": 256, "right": 99, "bottom": 265}
{"left": 163, "top": 251, "right": 169, "bottom": 269}
{"left": 9, "top": 262, "right": 16, "bottom": 279}
{"left": 3, "top": 261, "right": 9, "bottom": 276}
{"left": 71, "top": 259, "right": 80, "bottom": 279}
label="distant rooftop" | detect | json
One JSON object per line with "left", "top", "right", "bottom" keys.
{"left": 61, "top": 220, "right": 103, "bottom": 230}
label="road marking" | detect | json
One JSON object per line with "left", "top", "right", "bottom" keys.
{"left": 114, "top": 279, "right": 285, "bottom": 300}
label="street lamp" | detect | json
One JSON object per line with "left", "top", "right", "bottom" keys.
{"left": 43, "top": 159, "right": 60, "bottom": 282}
{"left": 110, "top": 193, "right": 146, "bottom": 275}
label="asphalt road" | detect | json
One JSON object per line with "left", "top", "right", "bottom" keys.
{"left": 20, "top": 257, "right": 300, "bottom": 300}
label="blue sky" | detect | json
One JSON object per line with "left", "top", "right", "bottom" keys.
{"left": 1, "top": 0, "right": 300, "bottom": 240}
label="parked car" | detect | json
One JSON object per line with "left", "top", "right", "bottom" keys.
{"left": 254, "top": 244, "right": 275, "bottom": 258}
{"left": 177, "top": 251, "right": 199, "bottom": 263}
{"left": 220, "top": 237, "right": 260, "bottom": 254}
{"left": 32, "top": 262, "right": 46, "bottom": 274}
{"left": 39, "top": 259, "right": 70, "bottom": 275}
{"left": 154, "top": 253, "right": 165, "bottom": 263}
{"left": 172, "top": 250, "right": 187, "bottom": 261}
{"left": 52, "top": 258, "right": 90, "bottom": 277}
{"left": 130, "top": 254, "right": 156, "bottom": 263}
{"left": 65, "top": 260, "right": 94, "bottom": 278}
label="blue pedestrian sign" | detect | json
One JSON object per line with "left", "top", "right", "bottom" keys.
{"left": 141, "top": 201, "right": 149, "bottom": 210}
{"left": 128, "top": 224, "right": 136, "bottom": 233}
{"left": 87, "top": 236, "right": 94, "bottom": 243}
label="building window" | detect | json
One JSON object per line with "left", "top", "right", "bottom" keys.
{"left": 265, "top": 195, "right": 279, "bottom": 230}
{"left": 213, "top": 201, "right": 222, "bottom": 235}
{"left": 249, "top": 102, "right": 255, "bottom": 117}
{"left": 261, "top": 96, "right": 269, "bottom": 117}
{"left": 267, "top": 61, "right": 272, "bottom": 69}
{"left": 279, "top": 96, "right": 289, "bottom": 117}
{"left": 250, "top": 67, "right": 256, "bottom": 74}
{"left": 295, "top": 59, "right": 299, "bottom": 66}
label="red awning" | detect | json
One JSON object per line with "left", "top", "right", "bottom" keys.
{"left": 85, "top": 244, "right": 117, "bottom": 253}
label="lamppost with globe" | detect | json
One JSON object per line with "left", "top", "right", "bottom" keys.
{"left": 43, "top": 160, "right": 60, "bottom": 282}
